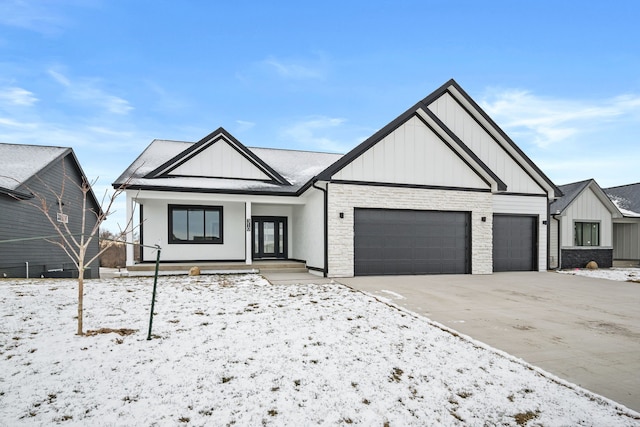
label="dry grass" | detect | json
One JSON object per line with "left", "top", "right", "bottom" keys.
{"left": 85, "top": 328, "right": 137, "bottom": 336}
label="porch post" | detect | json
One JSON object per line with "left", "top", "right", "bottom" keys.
{"left": 245, "top": 201, "right": 252, "bottom": 265}
{"left": 125, "top": 193, "right": 135, "bottom": 267}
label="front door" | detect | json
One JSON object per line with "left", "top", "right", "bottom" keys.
{"left": 253, "top": 217, "right": 287, "bottom": 259}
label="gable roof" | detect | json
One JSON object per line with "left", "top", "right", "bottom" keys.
{"left": 551, "top": 179, "right": 621, "bottom": 217}
{"left": 0, "top": 143, "right": 71, "bottom": 198}
{"left": 0, "top": 142, "right": 102, "bottom": 214}
{"left": 605, "top": 182, "right": 640, "bottom": 217}
{"left": 316, "top": 79, "right": 561, "bottom": 198}
{"left": 115, "top": 79, "right": 561, "bottom": 198}
{"left": 145, "top": 128, "right": 290, "bottom": 185}
{"left": 114, "top": 133, "right": 342, "bottom": 195}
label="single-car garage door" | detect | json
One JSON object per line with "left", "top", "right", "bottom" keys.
{"left": 354, "top": 209, "right": 470, "bottom": 276}
{"left": 493, "top": 215, "right": 537, "bottom": 272}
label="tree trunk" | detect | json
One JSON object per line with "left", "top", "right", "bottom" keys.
{"left": 77, "top": 272, "right": 84, "bottom": 335}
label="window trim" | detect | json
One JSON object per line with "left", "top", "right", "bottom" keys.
{"left": 574, "top": 221, "right": 600, "bottom": 247}
{"left": 168, "top": 204, "right": 223, "bottom": 244}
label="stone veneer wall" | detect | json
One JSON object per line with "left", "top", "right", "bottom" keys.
{"left": 326, "top": 183, "right": 493, "bottom": 277}
{"left": 561, "top": 248, "right": 613, "bottom": 269}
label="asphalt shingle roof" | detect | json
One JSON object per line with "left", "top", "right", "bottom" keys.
{"left": 0, "top": 143, "right": 69, "bottom": 194}
{"left": 605, "top": 183, "right": 640, "bottom": 217}
{"left": 550, "top": 179, "right": 592, "bottom": 214}
{"left": 114, "top": 139, "right": 343, "bottom": 195}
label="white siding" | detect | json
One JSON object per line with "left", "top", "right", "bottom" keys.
{"left": 428, "top": 93, "right": 546, "bottom": 195}
{"left": 292, "top": 187, "right": 325, "bottom": 269}
{"left": 549, "top": 218, "right": 559, "bottom": 269}
{"left": 170, "top": 139, "right": 271, "bottom": 180}
{"left": 332, "top": 116, "right": 489, "bottom": 190}
{"left": 492, "top": 194, "right": 548, "bottom": 271}
{"left": 140, "top": 198, "right": 246, "bottom": 261}
{"left": 327, "top": 183, "right": 493, "bottom": 277}
{"left": 560, "top": 187, "right": 613, "bottom": 247}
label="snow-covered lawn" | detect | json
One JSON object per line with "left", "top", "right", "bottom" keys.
{"left": 1, "top": 275, "right": 638, "bottom": 426}
{"left": 557, "top": 267, "right": 640, "bottom": 282}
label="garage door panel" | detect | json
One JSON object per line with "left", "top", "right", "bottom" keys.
{"left": 354, "top": 209, "right": 470, "bottom": 276}
{"left": 493, "top": 215, "right": 536, "bottom": 272}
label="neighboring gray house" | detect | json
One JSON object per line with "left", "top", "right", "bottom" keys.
{"left": 0, "top": 143, "right": 101, "bottom": 278}
{"left": 549, "top": 179, "right": 622, "bottom": 269}
{"left": 115, "top": 79, "right": 561, "bottom": 277}
{"left": 605, "top": 183, "right": 640, "bottom": 266}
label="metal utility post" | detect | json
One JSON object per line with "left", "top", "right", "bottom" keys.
{"left": 146, "top": 245, "right": 162, "bottom": 340}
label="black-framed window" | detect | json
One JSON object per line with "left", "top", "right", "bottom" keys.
{"left": 574, "top": 222, "right": 599, "bottom": 246}
{"left": 169, "top": 205, "right": 223, "bottom": 244}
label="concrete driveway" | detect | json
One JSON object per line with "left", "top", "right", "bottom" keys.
{"left": 339, "top": 271, "right": 640, "bottom": 412}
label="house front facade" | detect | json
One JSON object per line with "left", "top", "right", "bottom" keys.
{"left": 0, "top": 143, "right": 101, "bottom": 278}
{"left": 549, "top": 179, "right": 622, "bottom": 269}
{"left": 115, "top": 79, "right": 560, "bottom": 277}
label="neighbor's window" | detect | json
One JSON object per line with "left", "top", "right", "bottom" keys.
{"left": 169, "top": 205, "right": 223, "bottom": 244}
{"left": 574, "top": 222, "right": 599, "bottom": 246}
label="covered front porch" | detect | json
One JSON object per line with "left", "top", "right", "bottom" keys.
{"left": 123, "top": 189, "right": 324, "bottom": 271}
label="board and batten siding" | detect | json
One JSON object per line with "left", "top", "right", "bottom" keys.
{"left": 170, "top": 139, "right": 271, "bottom": 180}
{"left": 428, "top": 92, "right": 546, "bottom": 195}
{"left": 559, "top": 187, "right": 613, "bottom": 247}
{"left": 612, "top": 221, "right": 640, "bottom": 260}
{"left": 549, "top": 218, "right": 559, "bottom": 269}
{"left": 332, "top": 116, "right": 490, "bottom": 190}
{"left": 292, "top": 187, "right": 325, "bottom": 270}
{"left": 492, "top": 194, "right": 548, "bottom": 271}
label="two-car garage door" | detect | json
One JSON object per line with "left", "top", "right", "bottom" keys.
{"left": 354, "top": 209, "right": 470, "bottom": 276}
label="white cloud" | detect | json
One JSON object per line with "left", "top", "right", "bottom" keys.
{"left": 262, "top": 55, "right": 327, "bottom": 80}
{"left": 281, "top": 116, "right": 350, "bottom": 152}
{"left": 48, "top": 68, "right": 133, "bottom": 115}
{"left": 0, "top": 86, "right": 38, "bottom": 106}
{"left": 235, "top": 120, "right": 255, "bottom": 132}
{"left": 0, "top": 0, "right": 67, "bottom": 34}
{"left": 480, "top": 88, "right": 640, "bottom": 148}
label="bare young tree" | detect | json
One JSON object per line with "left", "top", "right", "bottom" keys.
{"left": 9, "top": 161, "right": 137, "bottom": 335}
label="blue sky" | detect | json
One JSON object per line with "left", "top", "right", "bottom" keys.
{"left": 1, "top": 1, "right": 639, "bottom": 231}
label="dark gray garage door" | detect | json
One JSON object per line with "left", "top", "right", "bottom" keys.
{"left": 354, "top": 209, "right": 470, "bottom": 276}
{"left": 493, "top": 215, "right": 537, "bottom": 272}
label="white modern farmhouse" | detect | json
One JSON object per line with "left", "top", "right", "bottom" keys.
{"left": 114, "top": 79, "right": 561, "bottom": 277}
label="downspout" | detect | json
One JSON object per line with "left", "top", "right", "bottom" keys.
{"left": 311, "top": 180, "right": 328, "bottom": 277}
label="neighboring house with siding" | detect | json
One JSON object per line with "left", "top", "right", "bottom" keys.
{"left": 605, "top": 183, "right": 640, "bottom": 266}
{"left": 114, "top": 79, "right": 561, "bottom": 277}
{"left": 549, "top": 179, "right": 622, "bottom": 269}
{"left": 0, "top": 143, "right": 101, "bottom": 278}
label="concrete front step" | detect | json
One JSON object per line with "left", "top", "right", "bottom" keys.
{"left": 125, "top": 260, "right": 307, "bottom": 276}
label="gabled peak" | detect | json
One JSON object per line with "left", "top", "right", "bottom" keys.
{"left": 145, "top": 128, "right": 290, "bottom": 185}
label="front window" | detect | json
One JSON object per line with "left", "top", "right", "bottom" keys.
{"left": 574, "top": 222, "right": 599, "bottom": 246}
{"left": 169, "top": 205, "right": 223, "bottom": 244}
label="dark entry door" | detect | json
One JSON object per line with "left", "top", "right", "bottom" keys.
{"left": 354, "top": 209, "right": 470, "bottom": 276}
{"left": 493, "top": 215, "right": 537, "bottom": 272}
{"left": 253, "top": 217, "right": 287, "bottom": 259}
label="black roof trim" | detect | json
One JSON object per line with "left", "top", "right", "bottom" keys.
{"left": 328, "top": 179, "right": 492, "bottom": 193}
{"left": 417, "top": 108, "right": 506, "bottom": 191}
{"left": 123, "top": 184, "right": 303, "bottom": 197}
{"left": 316, "top": 79, "right": 546, "bottom": 195}
{"left": 445, "top": 80, "right": 562, "bottom": 197}
{"left": 145, "top": 127, "right": 290, "bottom": 185}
